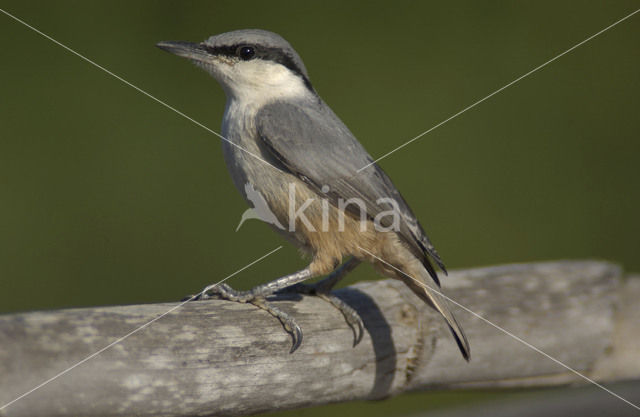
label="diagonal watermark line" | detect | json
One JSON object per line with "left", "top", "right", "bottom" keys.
{"left": 0, "top": 7, "right": 279, "bottom": 170}
{"left": 357, "top": 245, "right": 640, "bottom": 412}
{"left": 357, "top": 8, "right": 640, "bottom": 172}
{"left": 0, "top": 245, "right": 282, "bottom": 412}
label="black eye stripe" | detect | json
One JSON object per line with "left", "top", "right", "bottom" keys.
{"left": 201, "top": 44, "right": 236, "bottom": 57}
{"left": 200, "top": 43, "right": 314, "bottom": 92}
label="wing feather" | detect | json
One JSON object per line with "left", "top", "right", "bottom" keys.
{"left": 256, "top": 100, "right": 446, "bottom": 283}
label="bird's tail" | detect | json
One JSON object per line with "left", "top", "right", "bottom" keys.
{"left": 402, "top": 271, "right": 470, "bottom": 361}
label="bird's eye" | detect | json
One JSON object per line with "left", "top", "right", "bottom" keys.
{"left": 237, "top": 46, "right": 256, "bottom": 61}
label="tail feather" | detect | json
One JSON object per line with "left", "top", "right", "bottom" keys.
{"left": 403, "top": 274, "right": 470, "bottom": 361}
{"left": 433, "top": 295, "right": 470, "bottom": 361}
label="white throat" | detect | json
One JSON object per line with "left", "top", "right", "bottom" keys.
{"left": 218, "top": 60, "right": 312, "bottom": 110}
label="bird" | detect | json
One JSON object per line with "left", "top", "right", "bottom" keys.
{"left": 157, "top": 29, "right": 470, "bottom": 360}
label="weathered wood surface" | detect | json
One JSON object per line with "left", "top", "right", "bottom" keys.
{"left": 0, "top": 261, "right": 638, "bottom": 417}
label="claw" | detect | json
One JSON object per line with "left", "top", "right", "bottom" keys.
{"left": 182, "top": 292, "right": 208, "bottom": 301}
{"left": 349, "top": 315, "right": 364, "bottom": 347}
{"left": 261, "top": 302, "right": 304, "bottom": 354}
{"left": 289, "top": 322, "right": 303, "bottom": 353}
{"left": 355, "top": 320, "right": 364, "bottom": 346}
{"left": 342, "top": 304, "right": 364, "bottom": 347}
{"left": 313, "top": 291, "right": 365, "bottom": 348}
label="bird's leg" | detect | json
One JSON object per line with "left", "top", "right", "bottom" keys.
{"left": 190, "top": 268, "right": 313, "bottom": 353}
{"left": 281, "top": 258, "right": 365, "bottom": 346}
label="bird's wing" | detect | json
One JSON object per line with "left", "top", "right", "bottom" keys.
{"left": 255, "top": 100, "right": 446, "bottom": 283}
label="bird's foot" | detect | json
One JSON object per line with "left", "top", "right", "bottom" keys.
{"left": 279, "top": 282, "right": 364, "bottom": 347}
{"left": 188, "top": 283, "right": 303, "bottom": 353}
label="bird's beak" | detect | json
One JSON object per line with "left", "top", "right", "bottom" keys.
{"left": 156, "top": 41, "right": 210, "bottom": 62}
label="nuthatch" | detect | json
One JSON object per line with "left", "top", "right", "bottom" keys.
{"left": 157, "top": 29, "right": 470, "bottom": 360}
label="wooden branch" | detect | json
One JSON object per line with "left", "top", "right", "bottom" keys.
{"left": 0, "top": 261, "right": 638, "bottom": 417}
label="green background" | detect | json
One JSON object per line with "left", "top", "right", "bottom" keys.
{"left": 1, "top": 1, "right": 638, "bottom": 416}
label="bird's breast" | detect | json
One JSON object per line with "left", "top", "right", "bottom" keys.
{"left": 220, "top": 101, "right": 264, "bottom": 190}
{"left": 220, "top": 100, "right": 298, "bottom": 229}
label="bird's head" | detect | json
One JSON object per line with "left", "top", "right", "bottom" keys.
{"left": 157, "top": 29, "right": 314, "bottom": 102}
